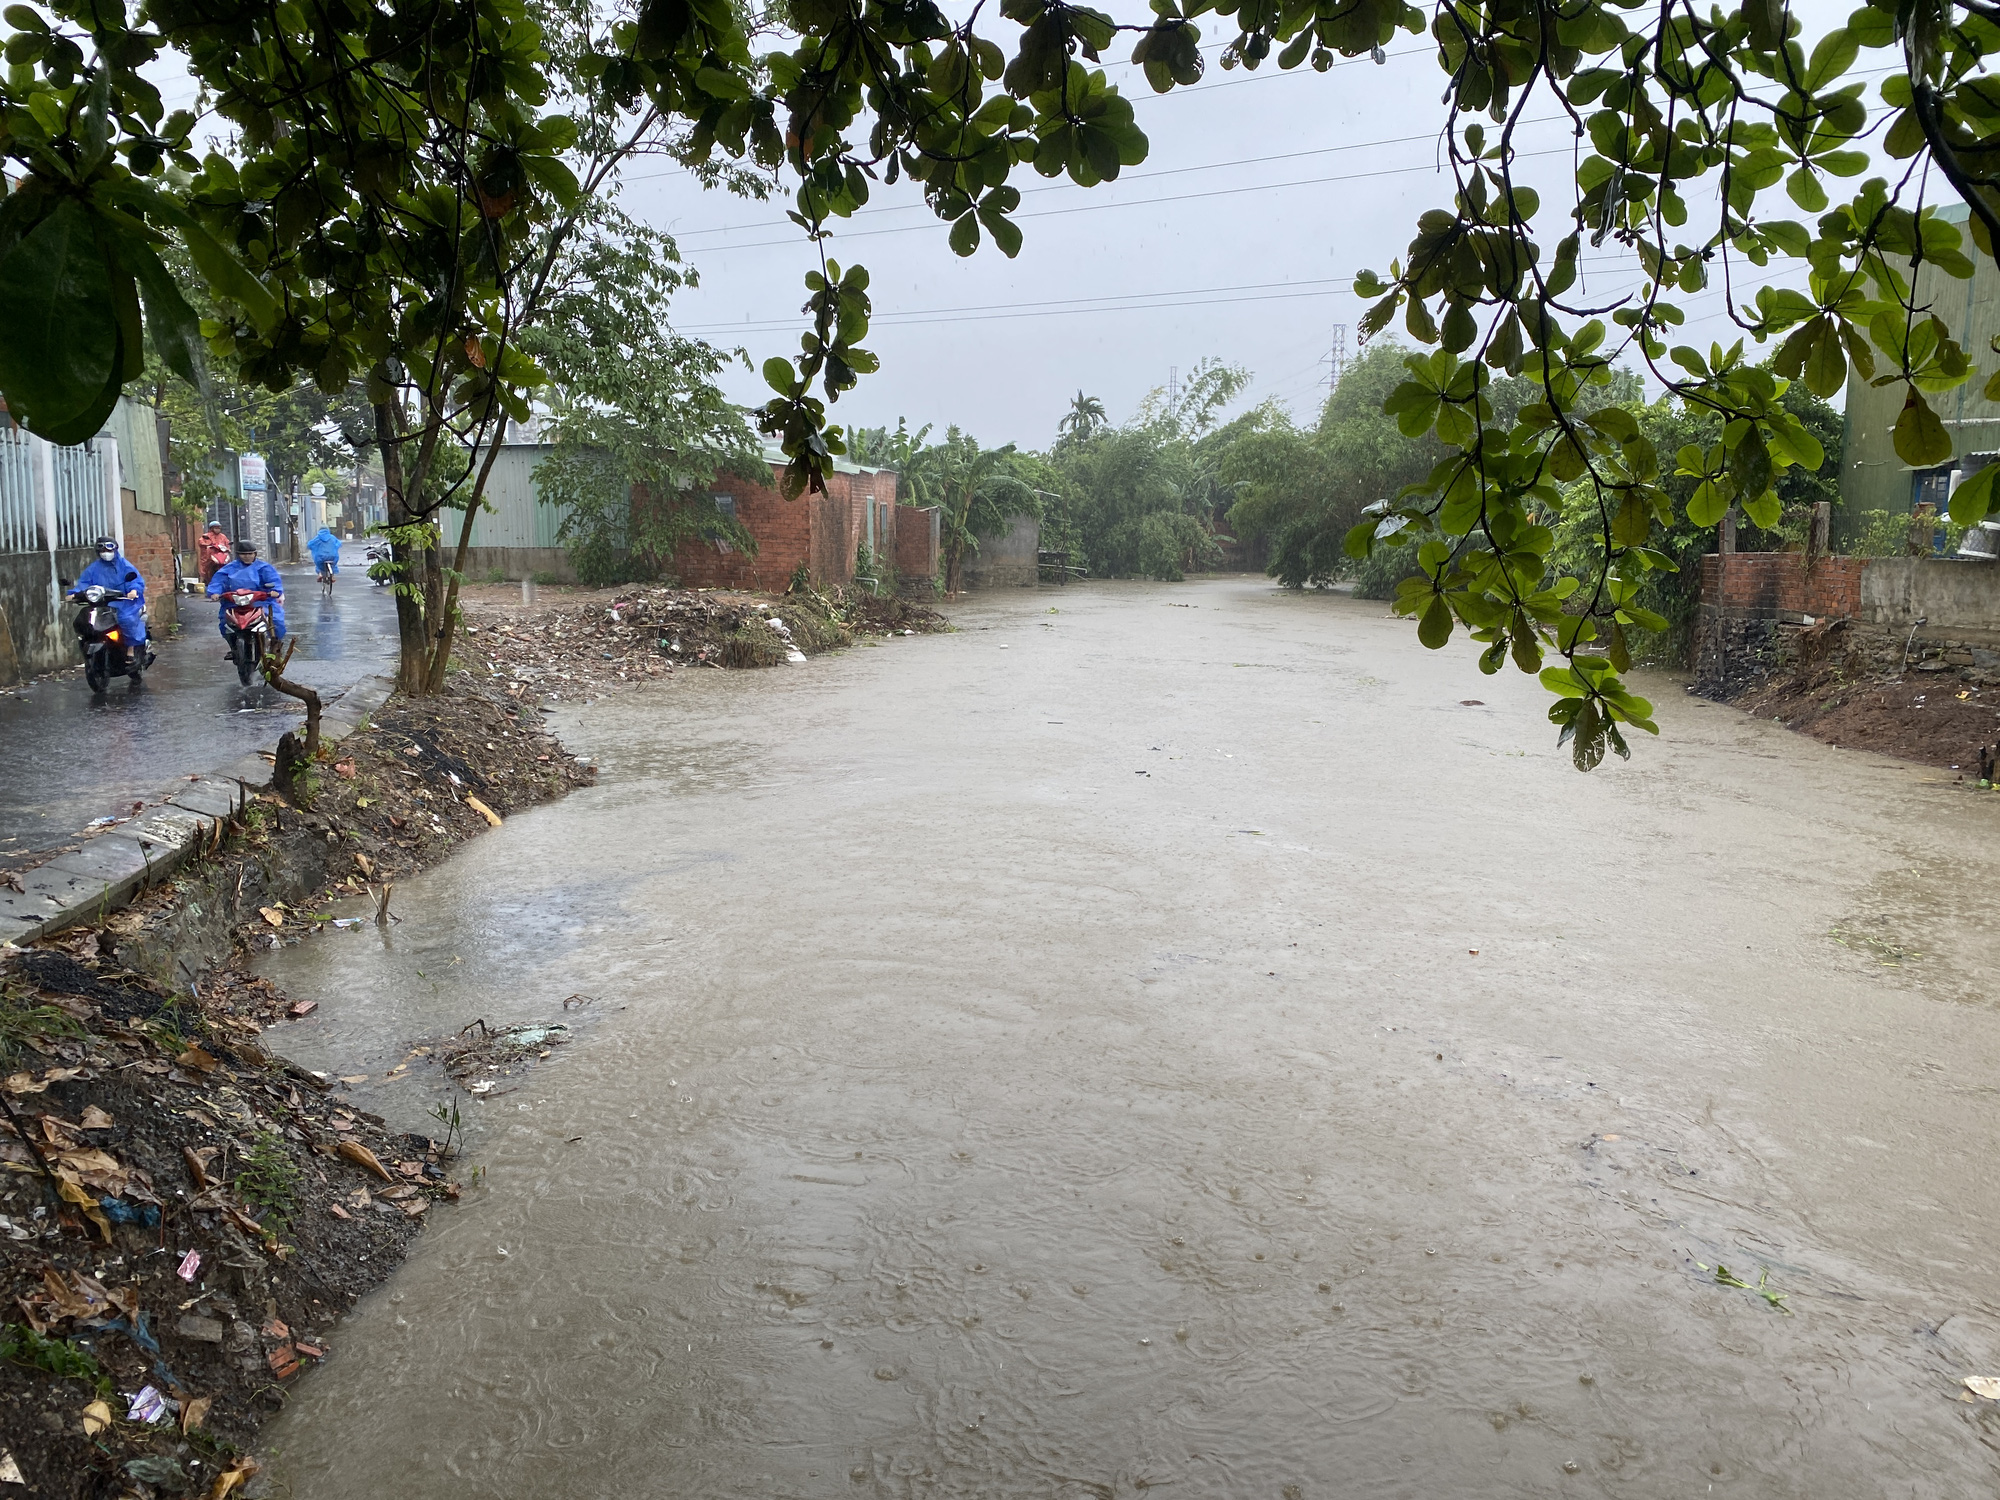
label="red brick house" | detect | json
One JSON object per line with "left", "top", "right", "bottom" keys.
{"left": 672, "top": 449, "right": 938, "bottom": 593}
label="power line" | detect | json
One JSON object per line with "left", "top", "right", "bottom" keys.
{"left": 677, "top": 250, "right": 1701, "bottom": 335}
{"left": 647, "top": 145, "right": 1579, "bottom": 255}
{"left": 689, "top": 283, "right": 1361, "bottom": 335}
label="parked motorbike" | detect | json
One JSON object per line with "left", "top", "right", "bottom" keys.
{"left": 71, "top": 584, "right": 149, "bottom": 693}
{"left": 365, "top": 543, "right": 393, "bottom": 586}
{"left": 221, "top": 588, "right": 277, "bottom": 686}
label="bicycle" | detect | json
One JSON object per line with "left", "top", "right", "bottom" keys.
{"left": 317, "top": 558, "right": 337, "bottom": 596}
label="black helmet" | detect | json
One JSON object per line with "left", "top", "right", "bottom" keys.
{"left": 94, "top": 536, "right": 116, "bottom": 556}
{"left": 234, "top": 539, "right": 258, "bottom": 557}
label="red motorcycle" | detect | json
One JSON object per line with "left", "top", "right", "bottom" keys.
{"left": 222, "top": 589, "right": 277, "bottom": 686}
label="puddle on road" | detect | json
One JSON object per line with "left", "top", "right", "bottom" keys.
{"left": 254, "top": 581, "right": 2000, "bottom": 1497}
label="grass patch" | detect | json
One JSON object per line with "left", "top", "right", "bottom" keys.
{"left": 234, "top": 1130, "right": 301, "bottom": 1234}
{"left": 0, "top": 989, "right": 86, "bottom": 1064}
{"left": 0, "top": 1323, "right": 112, "bottom": 1394}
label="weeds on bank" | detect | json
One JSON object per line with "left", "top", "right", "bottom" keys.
{"left": 426, "top": 1098, "right": 464, "bottom": 1158}
{"left": 0, "top": 1323, "right": 113, "bottom": 1394}
{"left": 0, "top": 984, "right": 85, "bottom": 1063}
{"left": 234, "top": 1130, "right": 300, "bottom": 1234}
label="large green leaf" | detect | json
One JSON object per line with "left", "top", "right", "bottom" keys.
{"left": 0, "top": 197, "right": 120, "bottom": 441}
{"left": 1893, "top": 390, "right": 1952, "bottom": 466}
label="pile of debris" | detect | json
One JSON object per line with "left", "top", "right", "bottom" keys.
{"left": 456, "top": 582, "right": 947, "bottom": 700}
{"left": 0, "top": 946, "right": 458, "bottom": 1498}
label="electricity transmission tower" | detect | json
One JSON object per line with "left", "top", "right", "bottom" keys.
{"left": 1322, "top": 324, "right": 1349, "bottom": 390}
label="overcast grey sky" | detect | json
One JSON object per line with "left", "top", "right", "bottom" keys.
{"left": 142, "top": 0, "right": 1878, "bottom": 450}
{"left": 622, "top": 0, "right": 1872, "bottom": 449}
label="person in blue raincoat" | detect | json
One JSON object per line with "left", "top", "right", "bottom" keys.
{"left": 207, "top": 539, "right": 286, "bottom": 642}
{"left": 65, "top": 537, "right": 148, "bottom": 660}
{"left": 307, "top": 525, "right": 341, "bottom": 578}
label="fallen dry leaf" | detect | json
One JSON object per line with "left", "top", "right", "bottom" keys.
{"left": 182, "top": 1146, "right": 215, "bottom": 1189}
{"left": 175, "top": 1046, "right": 219, "bottom": 1074}
{"left": 327, "top": 1203, "right": 351, "bottom": 1220}
{"left": 2, "top": 1066, "right": 84, "bottom": 1095}
{"left": 180, "top": 1395, "right": 211, "bottom": 1432}
{"left": 354, "top": 851, "right": 373, "bottom": 877}
{"left": 206, "top": 1456, "right": 258, "bottom": 1500}
{"left": 78, "top": 1105, "right": 113, "bottom": 1130}
{"left": 333, "top": 760, "right": 356, "bottom": 779}
{"left": 81, "top": 1399, "right": 112, "bottom": 1436}
{"left": 335, "top": 1140, "right": 394, "bottom": 1182}
{"left": 259, "top": 906, "right": 284, "bottom": 927}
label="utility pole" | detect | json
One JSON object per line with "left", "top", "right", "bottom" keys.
{"left": 1166, "top": 365, "right": 1180, "bottom": 409}
{"left": 1322, "top": 323, "right": 1349, "bottom": 390}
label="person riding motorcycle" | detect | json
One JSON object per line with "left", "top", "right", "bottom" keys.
{"left": 65, "top": 537, "right": 148, "bottom": 666}
{"left": 197, "top": 522, "right": 233, "bottom": 585}
{"left": 307, "top": 524, "right": 341, "bottom": 582}
{"left": 206, "top": 539, "right": 287, "bottom": 647}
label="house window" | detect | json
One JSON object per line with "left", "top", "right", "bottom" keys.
{"left": 1913, "top": 467, "right": 1954, "bottom": 510}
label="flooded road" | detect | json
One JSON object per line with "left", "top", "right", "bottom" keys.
{"left": 258, "top": 578, "right": 2000, "bottom": 1496}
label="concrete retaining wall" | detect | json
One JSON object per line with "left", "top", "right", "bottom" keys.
{"left": 460, "top": 546, "right": 577, "bottom": 584}
{"left": 963, "top": 513, "right": 1039, "bottom": 589}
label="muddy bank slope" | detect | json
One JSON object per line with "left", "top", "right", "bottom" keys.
{"left": 0, "top": 676, "right": 592, "bottom": 1499}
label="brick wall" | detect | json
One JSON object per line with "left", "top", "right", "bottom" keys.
{"left": 1698, "top": 552, "right": 1865, "bottom": 620}
{"left": 1694, "top": 550, "right": 2000, "bottom": 696}
{"left": 895, "top": 506, "right": 939, "bottom": 586}
{"left": 672, "top": 465, "right": 897, "bottom": 591}
{"left": 121, "top": 529, "right": 178, "bottom": 632}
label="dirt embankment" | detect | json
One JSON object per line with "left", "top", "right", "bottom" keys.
{"left": 1729, "top": 624, "right": 2000, "bottom": 773}
{"left": 0, "top": 678, "right": 593, "bottom": 1499}
{"left": 454, "top": 581, "right": 946, "bottom": 701}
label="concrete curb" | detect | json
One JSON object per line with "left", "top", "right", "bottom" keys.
{"left": 2, "top": 670, "right": 399, "bottom": 946}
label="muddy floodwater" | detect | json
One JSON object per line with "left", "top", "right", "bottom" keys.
{"left": 255, "top": 579, "right": 2000, "bottom": 1496}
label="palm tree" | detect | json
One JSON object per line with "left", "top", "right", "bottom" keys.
{"left": 1058, "top": 391, "right": 1107, "bottom": 444}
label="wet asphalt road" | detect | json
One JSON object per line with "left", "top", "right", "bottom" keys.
{"left": 0, "top": 543, "right": 397, "bottom": 864}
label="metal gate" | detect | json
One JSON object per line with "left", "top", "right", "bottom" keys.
{"left": 0, "top": 423, "right": 38, "bottom": 554}
{"left": 50, "top": 443, "right": 106, "bottom": 550}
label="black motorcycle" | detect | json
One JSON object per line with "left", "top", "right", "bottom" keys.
{"left": 220, "top": 588, "right": 277, "bottom": 686}
{"left": 71, "top": 584, "right": 150, "bottom": 693}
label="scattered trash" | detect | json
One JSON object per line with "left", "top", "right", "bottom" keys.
{"left": 464, "top": 793, "right": 504, "bottom": 828}
{"left": 100, "top": 1195, "right": 161, "bottom": 1228}
{"left": 124, "top": 1454, "right": 188, "bottom": 1487}
{"left": 0, "top": 1451, "right": 20, "bottom": 1485}
{"left": 1964, "top": 1376, "right": 2000, "bottom": 1400}
{"left": 126, "top": 1385, "right": 167, "bottom": 1424}
{"left": 288, "top": 1000, "right": 318, "bottom": 1018}
{"left": 330, "top": 917, "right": 364, "bottom": 929}
{"left": 81, "top": 1400, "right": 112, "bottom": 1435}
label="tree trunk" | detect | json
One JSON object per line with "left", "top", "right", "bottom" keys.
{"left": 263, "top": 639, "right": 322, "bottom": 807}
{"left": 422, "top": 432, "right": 509, "bottom": 694}
{"left": 376, "top": 401, "right": 434, "bottom": 695}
